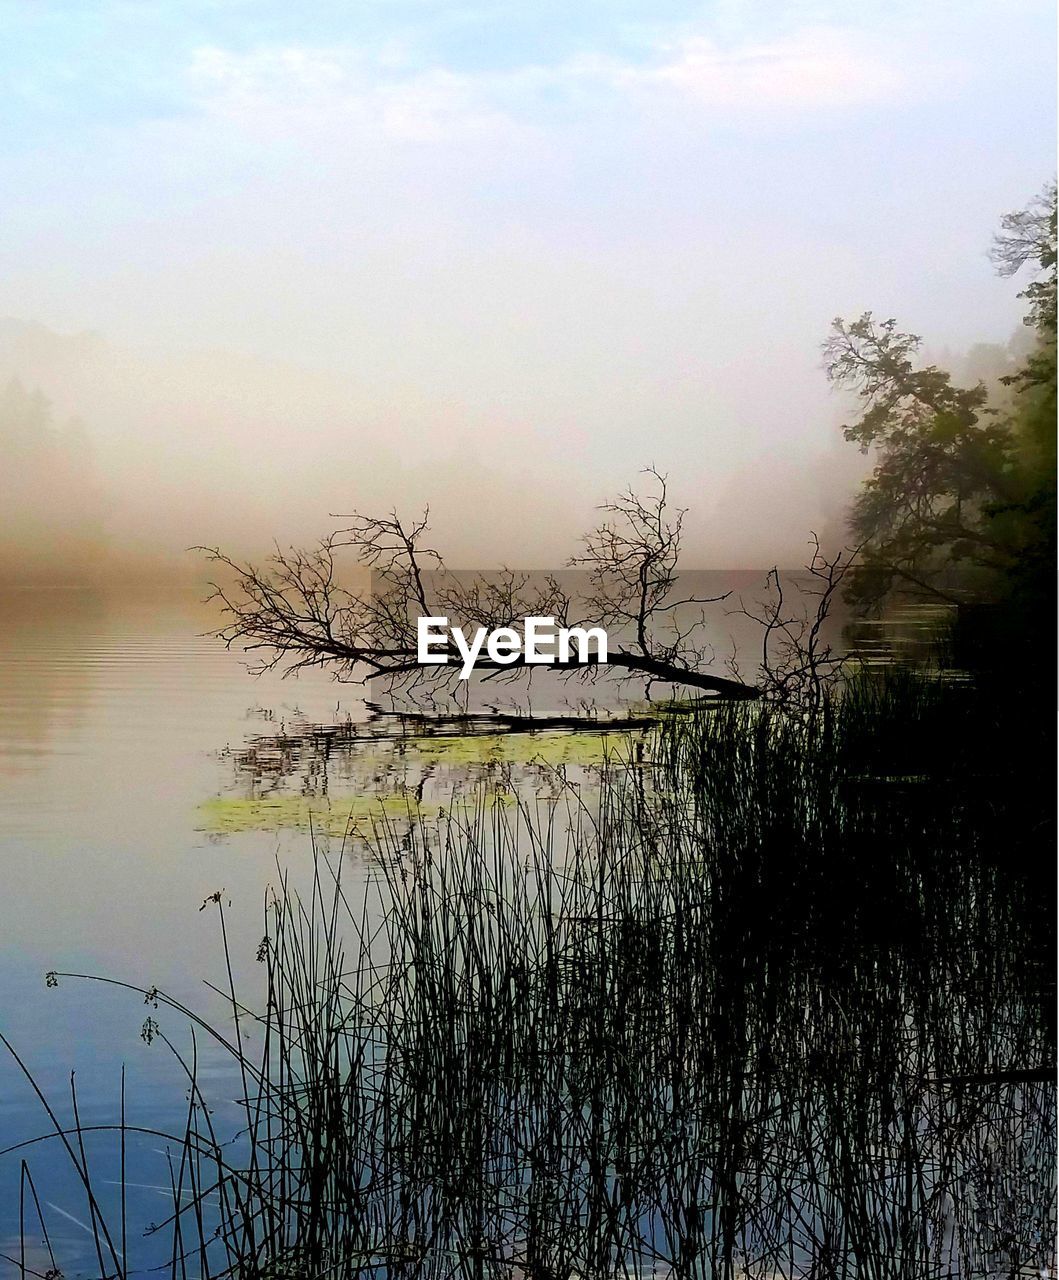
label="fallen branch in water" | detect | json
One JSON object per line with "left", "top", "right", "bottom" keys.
{"left": 200, "top": 471, "right": 855, "bottom": 710}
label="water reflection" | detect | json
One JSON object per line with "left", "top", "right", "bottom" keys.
{"left": 0, "top": 588, "right": 363, "bottom": 1264}
{"left": 0, "top": 585, "right": 1049, "bottom": 1278}
{"left": 9, "top": 677, "right": 1049, "bottom": 1278}
{"left": 0, "top": 588, "right": 103, "bottom": 779}
{"left": 207, "top": 701, "right": 656, "bottom": 840}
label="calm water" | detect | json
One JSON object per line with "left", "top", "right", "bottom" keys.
{"left": 0, "top": 585, "right": 1047, "bottom": 1276}
{"left": 0, "top": 589, "right": 377, "bottom": 1264}
{"left": 1, "top": 579, "right": 817, "bottom": 1265}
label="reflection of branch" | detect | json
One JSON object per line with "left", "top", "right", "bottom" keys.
{"left": 363, "top": 702, "right": 658, "bottom": 733}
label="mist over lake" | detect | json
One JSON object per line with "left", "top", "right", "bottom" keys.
{"left": 0, "top": 1, "right": 1054, "bottom": 1273}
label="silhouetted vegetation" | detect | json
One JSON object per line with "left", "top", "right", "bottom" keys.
{"left": 201, "top": 470, "right": 860, "bottom": 713}
{"left": 8, "top": 668, "right": 1053, "bottom": 1278}
{"left": 827, "top": 185, "right": 1056, "bottom": 663}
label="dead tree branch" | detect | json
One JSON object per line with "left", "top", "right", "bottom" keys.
{"left": 199, "top": 474, "right": 855, "bottom": 710}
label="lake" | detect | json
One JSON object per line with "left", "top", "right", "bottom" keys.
{"left": 0, "top": 577, "right": 808, "bottom": 1265}
{"left": 2, "top": 581, "right": 1040, "bottom": 1278}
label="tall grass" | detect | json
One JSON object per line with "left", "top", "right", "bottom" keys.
{"left": 5, "top": 671, "right": 1054, "bottom": 1279}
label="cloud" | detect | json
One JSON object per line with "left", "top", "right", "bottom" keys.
{"left": 186, "top": 45, "right": 517, "bottom": 143}
{"left": 635, "top": 27, "right": 912, "bottom": 110}
{"left": 183, "top": 22, "right": 950, "bottom": 146}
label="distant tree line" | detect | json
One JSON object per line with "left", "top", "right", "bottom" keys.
{"left": 0, "top": 378, "right": 108, "bottom": 584}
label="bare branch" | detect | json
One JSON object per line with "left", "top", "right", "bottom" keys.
{"left": 199, "top": 473, "right": 766, "bottom": 708}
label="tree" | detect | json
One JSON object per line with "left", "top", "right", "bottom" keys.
{"left": 826, "top": 184, "right": 1057, "bottom": 616}
{"left": 0, "top": 377, "right": 107, "bottom": 583}
{"left": 203, "top": 470, "right": 851, "bottom": 710}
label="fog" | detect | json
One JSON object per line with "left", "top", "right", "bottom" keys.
{"left": 0, "top": 316, "right": 879, "bottom": 581}
{"left": 0, "top": 1, "right": 1052, "bottom": 582}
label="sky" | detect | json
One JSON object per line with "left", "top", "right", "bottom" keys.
{"left": 0, "top": 0, "right": 1054, "bottom": 567}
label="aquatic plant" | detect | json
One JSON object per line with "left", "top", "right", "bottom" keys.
{"left": 4, "top": 671, "right": 1053, "bottom": 1279}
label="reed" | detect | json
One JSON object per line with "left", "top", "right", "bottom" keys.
{"left": 5, "top": 670, "right": 1054, "bottom": 1279}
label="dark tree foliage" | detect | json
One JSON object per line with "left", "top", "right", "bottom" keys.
{"left": 826, "top": 184, "right": 1056, "bottom": 630}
